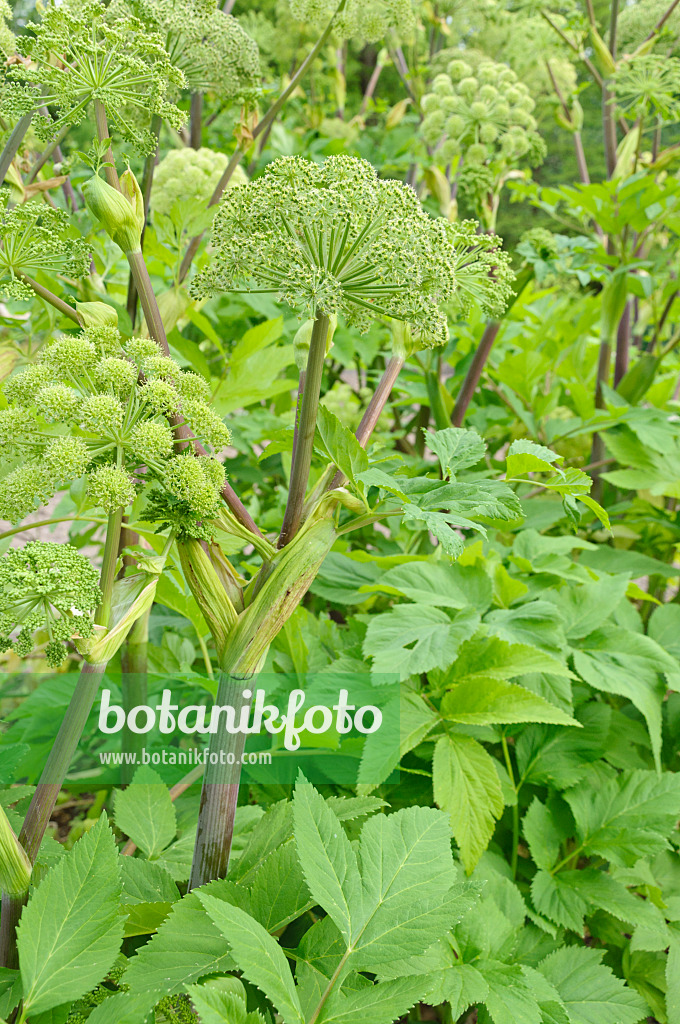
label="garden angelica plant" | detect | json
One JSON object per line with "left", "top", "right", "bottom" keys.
{"left": 1, "top": 1, "right": 679, "bottom": 1023}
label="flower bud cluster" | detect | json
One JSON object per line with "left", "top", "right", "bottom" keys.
{"left": 288, "top": 0, "right": 416, "bottom": 45}
{"left": 193, "top": 155, "right": 512, "bottom": 348}
{"left": 421, "top": 57, "right": 545, "bottom": 168}
{"left": 110, "top": 0, "right": 260, "bottom": 99}
{"left": 0, "top": 542, "right": 101, "bottom": 667}
{"left": 0, "top": 332, "right": 230, "bottom": 523}
{"left": 150, "top": 148, "right": 248, "bottom": 219}
{"left": 6, "top": 0, "right": 186, "bottom": 153}
{"left": 0, "top": 0, "right": 14, "bottom": 58}
{"left": 0, "top": 193, "right": 91, "bottom": 302}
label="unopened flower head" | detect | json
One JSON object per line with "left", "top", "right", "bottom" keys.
{"left": 150, "top": 147, "right": 248, "bottom": 219}
{"left": 5, "top": 0, "right": 186, "bottom": 152}
{"left": 0, "top": 193, "right": 91, "bottom": 301}
{"left": 0, "top": 0, "right": 14, "bottom": 58}
{"left": 0, "top": 332, "right": 231, "bottom": 522}
{"left": 421, "top": 56, "right": 545, "bottom": 169}
{"left": 288, "top": 0, "right": 416, "bottom": 44}
{"left": 111, "top": 0, "right": 260, "bottom": 98}
{"left": 193, "top": 155, "right": 511, "bottom": 346}
{"left": 0, "top": 542, "right": 101, "bottom": 667}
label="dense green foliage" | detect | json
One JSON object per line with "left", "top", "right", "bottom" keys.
{"left": 1, "top": 0, "right": 680, "bottom": 1022}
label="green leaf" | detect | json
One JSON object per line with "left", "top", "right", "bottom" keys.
{"left": 316, "top": 404, "right": 369, "bottom": 489}
{"left": 185, "top": 978, "right": 260, "bottom": 1024}
{"left": 124, "top": 880, "right": 247, "bottom": 994}
{"left": 318, "top": 974, "right": 437, "bottom": 1024}
{"left": 198, "top": 895, "right": 304, "bottom": 1024}
{"left": 17, "top": 815, "right": 123, "bottom": 1017}
{"left": 352, "top": 806, "right": 472, "bottom": 969}
{"left": 363, "top": 606, "right": 479, "bottom": 681}
{"left": 292, "top": 781, "right": 361, "bottom": 945}
{"left": 249, "top": 842, "right": 312, "bottom": 933}
{"left": 360, "top": 561, "right": 492, "bottom": 611}
{"left": 507, "top": 439, "right": 563, "bottom": 477}
{"left": 358, "top": 689, "right": 438, "bottom": 789}
{"left": 429, "top": 964, "right": 489, "bottom": 1018}
{"left": 667, "top": 937, "right": 680, "bottom": 1024}
{"left": 85, "top": 992, "right": 157, "bottom": 1024}
{"left": 573, "top": 626, "right": 674, "bottom": 769}
{"left": 441, "top": 678, "right": 577, "bottom": 726}
{"left": 120, "top": 857, "right": 180, "bottom": 905}
{"left": 423, "top": 427, "right": 486, "bottom": 477}
{"left": 445, "top": 636, "right": 573, "bottom": 683}
{"left": 522, "top": 799, "right": 564, "bottom": 872}
{"left": 113, "top": 766, "right": 177, "bottom": 859}
{"left": 433, "top": 734, "right": 504, "bottom": 874}
{"left": 476, "top": 961, "right": 542, "bottom": 1024}
{"left": 515, "top": 703, "right": 612, "bottom": 790}
{"left": 565, "top": 768, "right": 680, "bottom": 866}
{"left": 545, "top": 575, "right": 630, "bottom": 640}
{"left": 538, "top": 946, "right": 647, "bottom": 1024}
{"left": 533, "top": 869, "right": 651, "bottom": 933}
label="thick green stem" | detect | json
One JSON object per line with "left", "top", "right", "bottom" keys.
{"left": 190, "top": 93, "right": 203, "bottom": 149}
{"left": 178, "top": 1, "right": 347, "bottom": 283}
{"left": 279, "top": 313, "right": 330, "bottom": 547}
{"left": 96, "top": 508, "right": 124, "bottom": 628}
{"left": 187, "top": 515, "right": 337, "bottom": 888}
{"left": 126, "top": 249, "right": 170, "bottom": 356}
{"left": 119, "top": 608, "right": 150, "bottom": 784}
{"left": 16, "top": 273, "right": 82, "bottom": 325}
{"left": 0, "top": 114, "right": 33, "bottom": 184}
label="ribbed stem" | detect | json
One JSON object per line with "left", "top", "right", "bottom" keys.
{"left": 0, "top": 892, "right": 26, "bottom": 969}
{"left": 187, "top": 671, "right": 253, "bottom": 889}
{"left": 96, "top": 508, "right": 124, "bottom": 628}
{"left": 0, "top": 114, "right": 33, "bottom": 184}
{"left": 279, "top": 313, "right": 330, "bottom": 546}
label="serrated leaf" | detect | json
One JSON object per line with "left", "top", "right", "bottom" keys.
{"left": 441, "top": 678, "right": 577, "bottom": 726}
{"left": 358, "top": 689, "right": 437, "bottom": 789}
{"left": 316, "top": 404, "right": 369, "bottom": 488}
{"left": 507, "top": 439, "right": 563, "bottom": 477}
{"left": 198, "top": 895, "right": 304, "bottom": 1024}
{"left": 292, "top": 781, "right": 361, "bottom": 944}
{"left": 360, "top": 561, "right": 492, "bottom": 611}
{"left": 17, "top": 816, "right": 123, "bottom": 1016}
{"left": 429, "top": 963, "right": 489, "bottom": 1017}
{"left": 319, "top": 974, "right": 437, "bottom": 1024}
{"left": 533, "top": 868, "right": 651, "bottom": 933}
{"left": 538, "top": 946, "right": 647, "bottom": 1024}
{"left": 363, "top": 606, "right": 479, "bottom": 681}
{"left": 423, "top": 427, "right": 486, "bottom": 477}
{"left": 352, "top": 806, "right": 469, "bottom": 969}
{"left": 185, "top": 978, "right": 256, "bottom": 1024}
{"left": 573, "top": 625, "right": 673, "bottom": 769}
{"left": 85, "top": 992, "right": 157, "bottom": 1024}
{"left": 433, "top": 735, "right": 504, "bottom": 874}
{"left": 476, "top": 961, "right": 542, "bottom": 1024}
{"left": 446, "top": 636, "right": 573, "bottom": 683}
{"left": 114, "top": 766, "right": 177, "bottom": 859}
{"left": 120, "top": 857, "right": 180, "bottom": 905}
{"left": 124, "top": 880, "right": 247, "bottom": 994}
{"left": 249, "top": 842, "right": 312, "bottom": 933}
{"left": 515, "top": 703, "right": 611, "bottom": 790}
{"left": 564, "top": 768, "right": 680, "bottom": 866}
{"left": 522, "top": 799, "right": 564, "bottom": 872}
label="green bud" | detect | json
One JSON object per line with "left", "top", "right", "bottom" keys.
{"left": 0, "top": 804, "right": 31, "bottom": 897}
{"left": 76, "top": 301, "right": 119, "bottom": 329}
{"left": 293, "top": 315, "right": 337, "bottom": 372}
{"left": 178, "top": 538, "right": 238, "bottom": 658}
{"left": 82, "top": 173, "right": 142, "bottom": 254}
{"left": 120, "top": 168, "right": 145, "bottom": 234}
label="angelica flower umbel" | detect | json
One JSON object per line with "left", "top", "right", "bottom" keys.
{"left": 0, "top": 193, "right": 92, "bottom": 302}
{"left": 111, "top": 0, "right": 260, "bottom": 99}
{"left": 193, "top": 155, "right": 513, "bottom": 346}
{"left": 0, "top": 331, "right": 231, "bottom": 523}
{"left": 0, "top": 542, "right": 101, "bottom": 667}
{"left": 5, "top": 0, "right": 186, "bottom": 153}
